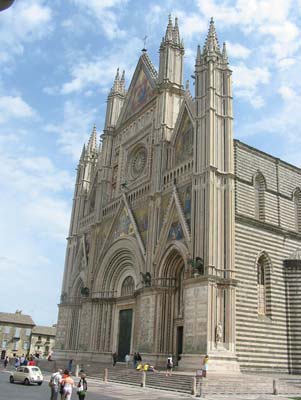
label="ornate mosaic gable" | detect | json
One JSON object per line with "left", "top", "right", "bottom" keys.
{"left": 178, "top": 185, "right": 192, "bottom": 229}
{"left": 124, "top": 66, "right": 154, "bottom": 121}
{"left": 175, "top": 112, "right": 193, "bottom": 164}
{"left": 133, "top": 205, "right": 148, "bottom": 245}
{"left": 114, "top": 207, "right": 135, "bottom": 239}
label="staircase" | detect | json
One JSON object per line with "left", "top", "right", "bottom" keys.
{"left": 40, "top": 360, "right": 301, "bottom": 396}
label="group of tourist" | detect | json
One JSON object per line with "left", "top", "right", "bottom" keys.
{"left": 49, "top": 368, "right": 88, "bottom": 400}
{"left": 110, "top": 352, "right": 209, "bottom": 378}
{"left": 14, "top": 354, "right": 37, "bottom": 368}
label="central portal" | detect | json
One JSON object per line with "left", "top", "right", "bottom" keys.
{"left": 117, "top": 309, "right": 133, "bottom": 361}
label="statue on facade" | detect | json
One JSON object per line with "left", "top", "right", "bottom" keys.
{"left": 215, "top": 321, "right": 223, "bottom": 343}
{"left": 140, "top": 272, "right": 151, "bottom": 287}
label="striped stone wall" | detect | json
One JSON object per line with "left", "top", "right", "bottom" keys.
{"left": 234, "top": 140, "right": 301, "bottom": 372}
{"left": 284, "top": 260, "right": 301, "bottom": 373}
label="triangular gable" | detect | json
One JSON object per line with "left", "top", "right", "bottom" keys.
{"left": 117, "top": 54, "right": 157, "bottom": 127}
{"left": 74, "top": 235, "right": 89, "bottom": 272}
{"left": 98, "top": 193, "right": 146, "bottom": 263}
{"left": 154, "top": 186, "right": 191, "bottom": 265}
{"left": 171, "top": 99, "right": 195, "bottom": 166}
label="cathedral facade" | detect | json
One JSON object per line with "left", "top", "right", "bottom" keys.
{"left": 55, "top": 17, "right": 301, "bottom": 373}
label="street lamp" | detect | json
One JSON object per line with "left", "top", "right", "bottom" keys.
{"left": 0, "top": 0, "right": 15, "bottom": 11}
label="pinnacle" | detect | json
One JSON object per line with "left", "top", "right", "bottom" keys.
{"left": 203, "top": 17, "right": 220, "bottom": 54}
{"left": 222, "top": 42, "right": 228, "bottom": 62}
{"left": 87, "top": 125, "right": 98, "bottom": 154}
{"left": 165, "top": 13, "right": 174, "bottom": 41}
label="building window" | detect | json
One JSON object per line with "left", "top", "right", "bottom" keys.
{"left": 2, "top": 340, "right": 7, "bottom": 349}
{"left": 14, "top": 328, "right": 20, "bottom": 338}
{"left": 25, "top": 329, "right": 31, "bottom": 336}
{"left": 23, "top": 342, "right": 29, "bottom": 350}
{"left": 256, "top": 252, "right": 272, "bottom": 317}
{"left": 254, "top": 173, "right": 266, "bottom": 221}
{"left": 4, "top": 326, "right": 10, "bottom": 334}
{"left": 12, "top": 341, "right": 19, "bottom": 351}
{"left": 293, "top": 189, "right": 301, "bottom": 233}
{"left": 121, "top": 276, "right": 135, "bottom": 296}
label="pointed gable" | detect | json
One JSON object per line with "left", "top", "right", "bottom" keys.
{"left": 173, "top": 108, "right": 194, "bottom": 165}
{"left": 98, "top": 194, "right": 146, "bottom": 263}
{"left": 117, "top": 52, "right": 157, "bottom": 126}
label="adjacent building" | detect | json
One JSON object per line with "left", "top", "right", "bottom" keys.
{"left": 55, "top": 17, "right": 301, "bottom": 373}
{"left": 30, "top": 325, "right": 56, "bottom": 358}
{"left": 0, "top": 311, "right": 34, "bottom": 358}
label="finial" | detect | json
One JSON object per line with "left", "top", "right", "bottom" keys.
{"left": 185, "top": 80, "right": 190, "bottom": 91}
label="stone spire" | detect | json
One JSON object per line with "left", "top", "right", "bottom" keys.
{"left": 165, "top": 13, "right": 173, "bottom": 41}
{"left": 222, "top": 42, "right": 228, "bottom": 63}
{"left": 105, "top": 68, "right": 126, "bottom": 129}
{"left": 172, "top": 17, "right": 180, "bottom": 45}
{"left": 80, "top": 144, "right": 86, "bottom": 162}
{"left": 120, "top": 70, "right": 125, "bottom": 95}
{"left": 203, "top": 17, "right": 220, "bottom": 55}
{"left": 87, "top": 124, "right": 98, "bottom": 154}
{"left": 196, "top": 44, "right": 202, "bottom": 65}
{"left": 111, "top": 68, "right": 120, "bottom": 93}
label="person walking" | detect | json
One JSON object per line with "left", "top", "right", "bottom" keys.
{"left": 125, "top": 354, "right": 130, "bottom": 368}
{"left": 112, "top": 352, "right": 117, "bottom": 367}
{"left": 133, "top": 352, "right": 138, "bottom": 368}
{"left": 49, "top": 368, "right": 63, "bottom": 400}
{"left": 165, "top": 356, "right": 173, "bottom": 377}
{"left": 76, "top": 372, "right": 88, "bottom": 400}
{"left": 60, "top": 369, "right": 74, "bottom": 400}
{"left": 3, "top": 356, "right": 9, "bottom": 369}
{"left": 137, "top": 352, "right": 142, "bottom": 364}
{"left": 202, "top": 354, "right": 209, "bottom": 378}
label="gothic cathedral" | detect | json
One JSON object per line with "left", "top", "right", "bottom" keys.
{"left": 55, "top": 17, "right": 301, "bottom": 373}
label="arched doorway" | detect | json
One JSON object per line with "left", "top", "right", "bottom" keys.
{"left": 157, "top": 248, "right": 186, "bottom": 363}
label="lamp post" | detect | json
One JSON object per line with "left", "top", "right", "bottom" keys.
{"left": 0, "top": 0, "right": 14, "bottom": 11}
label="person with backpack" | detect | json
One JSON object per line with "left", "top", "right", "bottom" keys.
{"left": 166, "top": 356, "right": 173, "bottom": 376}
{"left": 49, "top": 368, "right": 63, "bottom": 400}
{"left": 77, "top": 372, "right": 88, "bottom": 400}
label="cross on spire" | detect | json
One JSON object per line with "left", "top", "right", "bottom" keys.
{"left": 142, "top": 35, "right": 148, "bottom": 52}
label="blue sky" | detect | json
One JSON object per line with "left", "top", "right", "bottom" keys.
{"left": 0, "top": 0, "right": 301, "bottom": 326}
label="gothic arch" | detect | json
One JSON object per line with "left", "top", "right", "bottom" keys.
{"left": 93, "top": 237, "right": 143, "bottom": 294}
{"left": 254, "top": 250, "right": 273, "bottom": 317}
{"left": 157, "top": 241, "right": 189, "bottom": 279}
{"left": 70, "top": 272, "right": 86, "bottom": 297}
{"left": 253, "top": 250, "right": 273, "bottom": 273}
{"left": 253, "top": 171, "right": 266, "bottom": 221}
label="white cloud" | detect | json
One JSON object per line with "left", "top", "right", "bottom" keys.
{"left": 232, "top": 63, "right": 270, "bottom": 108}
{"left": 227, "top": 42, "right": 251, "bottom": 59}
{"left": 59, "top": 38, "right": 140, "bottom": 95}
{"left": 0, "top": 96, "right": 36, "bottom": 123}
{"left": 45, "top": 101, "right": 99, "bottom": 160}
{"left": 0, "top": 0, "right": 53, "bottom": 67}
{"left": 70, "top": 0, "right": 128, "bottom": 39}
{"left": 175, "top": 12, "right": 207, "bottom": 39}
{"left": 196, "top": 0, "right": 300, "bottom": 61}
